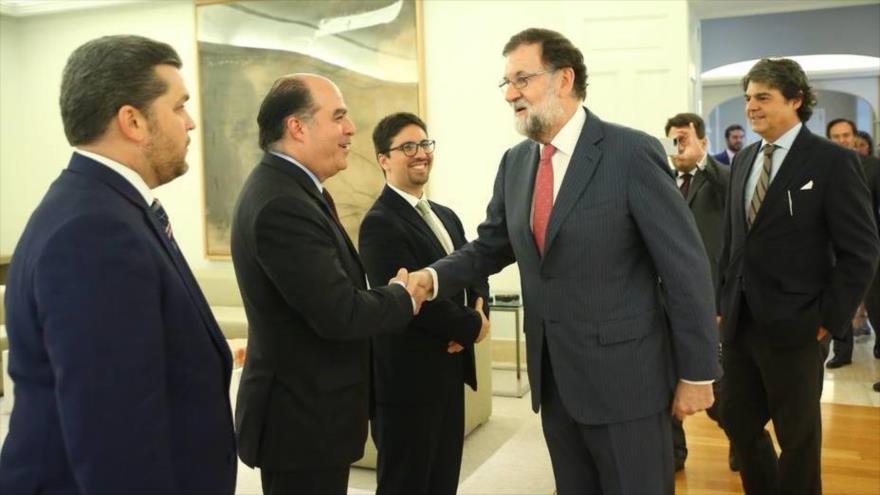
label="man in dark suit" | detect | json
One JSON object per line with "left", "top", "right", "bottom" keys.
{"left": 0, "top": 36, "right": 236, "bottom": 493}
{"left": 406, "top": 28, "right": 720, "bottom": 494}
{"left": 231, "top": 74, "right": 418, "bottom": 495}
{"left": 824, "top": 117, "right": 880, "bottom": 368}
{"left": 717, "top": 58, "right": 879, "bottom": 495}
{"left": 665, "top": 113, "right": 775, "bottom": 473}
{"left": 359, "top": 112, "right": 491, "bottom": 494}
{"left": 713, "top": 124, "right": 746, "bottom": 165}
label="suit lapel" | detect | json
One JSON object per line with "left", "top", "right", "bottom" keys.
{"left": 516, "top": 144, "right": 543, "bottom": 263}
{"left": 379, "top": 186, "right": 449, "bottom": 258}
{"left": 432, "top": 202, "right": 466, "bottom": 249}
{"left": 733, "top": 143, "right": 761, "bottom": 237}
{"left": 262, "top": 154, "right": 366, "bottom": 281}
{"left": 67, "top": 154, "right": 232, "bottom": 375}
{"left": 543, "top": 108, "right": 603, "bottom": 258}
{"left": 686, "top": 170, "right": 707, "bottom": 206}
{"left": 750, "top": 127, "right": 815, "bottom": 231}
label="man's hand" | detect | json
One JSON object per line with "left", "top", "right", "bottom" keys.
{"left": 670, "top": 123, "right": 705, "bottom": 166}
{"left": 390, "top": 268, "right": 423, "bottom": 314}
{"left": 817, "top": 325, "right": 829, "bottom": 341}
{"left": 474, "top": 297, "right": 490, "bottom": 343}
{"left": 405, "top": 269, "right": 435, "bottom": 306}
{"left": 671, "top": 381, "right": 714, "bottom": 421}
{"left": 447, "top": 341, "right": 464, "bottom": 354}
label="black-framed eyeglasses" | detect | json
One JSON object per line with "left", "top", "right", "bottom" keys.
{"left": 498, "top": 69, "right": 556, "bottom": 91}
{"left": 386, "top": 139, "right": 436, "bottom": 157}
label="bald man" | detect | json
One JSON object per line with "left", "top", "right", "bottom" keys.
{"left": 230, "top": 74, "right": 419, "bottom": 495}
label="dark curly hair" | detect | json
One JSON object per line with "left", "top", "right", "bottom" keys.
{"left": 742, "top": 58, "right": 816, "bottom": 123}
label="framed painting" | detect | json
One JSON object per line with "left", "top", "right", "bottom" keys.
{"left": 196, "top": 0, "right": 425, "bottom": 258}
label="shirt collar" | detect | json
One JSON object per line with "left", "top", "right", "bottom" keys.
{"left": 762, "top": 122, "right": 802, "bottom": 151}
{"left": 542, "top": 106, "right": 587, "bottom": 157}
{"left": 676, "top": 154, "right": 707, "bottom": 178}
{"left": 74, "top": 148, "right": 153, "bottom": 206}
{"left": 386, "top": 182, "right": 424, "bottom": 208}
{"left": 270, "top": 151, "right": 323, "bottom": 192}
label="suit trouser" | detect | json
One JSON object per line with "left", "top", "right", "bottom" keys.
{"left": 540, "top": 345, "right": 673, "bottom": 495}
{"left": 260, "top": 466, "right": 350, "bottom": 495}
{"left": 723, "top": 299, "right": 827, "bottom": 495}
{"left": 832, "top": 270, "right": 880, "bottom": 361}
{"left": 372, "top": 385, "right": 465, "bottom": 495}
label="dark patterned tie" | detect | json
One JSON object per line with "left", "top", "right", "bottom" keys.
{"left": 150, "top": 199, "right": 178, "bottom": 251}
{"left": 679, "top": 172, "right": 692, "bottom": 198}
{"left": 747, "top": 144, "right": 777, "bottom": 227}
{"left": 532, "top": 143, "right": 557, "bottom": 255}
{"left": 322, "top": 188, "right": 341, "bottom": 224}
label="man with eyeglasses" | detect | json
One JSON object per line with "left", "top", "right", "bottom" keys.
{"left": 359, "top": 112, "right": 490, "bottom": 494}
{"left": 403, "top": 28, "right": 719, "bottom": 494}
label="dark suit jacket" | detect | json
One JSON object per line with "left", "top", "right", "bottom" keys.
{"left": 230, "top": 153, "right": 413, "bottom": 470}
{"left": 0, "top": 153, "right": 236, "bottom": 494}
{"left": 431, "top": 109, "right": 720, "bottom": 425}
{"left": 359, "top": 185, "right": 488, "bottom": 405}
{"left": 684, "top": 156, "right": 731, "bottom": 287}
{"left": 717, "top": 127, "right": 880, "bottom": 347}
{"left": 713, "top": 150, "right": 732, "bottom": 165}
{"left": 861, "top": 154, "right": 879, "bottom": 226}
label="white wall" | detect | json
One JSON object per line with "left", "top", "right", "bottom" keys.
{"left": 1, "top": 14, "right": 21, "bottom": 254}
{"left": 0, "top": 1, "right": 696, "bottom": 291}
{"left": 423, "top": 0, "right": 694, "bottom": 292}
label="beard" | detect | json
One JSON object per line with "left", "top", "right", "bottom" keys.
{"left": 512, "top": 86, "right": 564, "bottom": 142}
{"left": 729, "top": 141, "right": 743, "bottom": 152}
{"left": 144, "top": 126, "right": 189, "bottom": 187}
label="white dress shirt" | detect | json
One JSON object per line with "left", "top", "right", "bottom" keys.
{"left": 743, "top": 122, "right": 802, "bottom": 216}
{"left": 74, "top": 148, "right": 153, "bottom": 206}
{"left": 675, "top": 155, "right": 707, "bottom": 189}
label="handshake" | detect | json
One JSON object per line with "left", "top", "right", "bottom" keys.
{"left": 389, "top": 268, "right": 490, "bottom": 353}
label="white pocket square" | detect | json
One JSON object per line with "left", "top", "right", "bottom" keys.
{"left": 800, "top": 180, "right": 814, "bottom": 190}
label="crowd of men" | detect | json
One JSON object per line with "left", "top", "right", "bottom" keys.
{"left": 1, "top": 27, "right": 878, "bottom": 495}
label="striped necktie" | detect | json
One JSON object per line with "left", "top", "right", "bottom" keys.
{"left": 150, "top": 199, "right": 178, "bottom": 250}
{"left": 747, "top": 143, "right": 777, "bottom": 227}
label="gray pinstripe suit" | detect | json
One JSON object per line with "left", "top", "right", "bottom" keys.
{"left": 431, "top": 108, "right": 720, "bottom": 492}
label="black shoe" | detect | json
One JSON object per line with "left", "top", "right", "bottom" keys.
{"left": 728, "top": 446, "right": 740, "bottom": 472}
{"left": 826, "top": 356, "right": 852, "bottom": 369}
{"left": 675, "top": 457, "right": 685, "bottom": 472}
{"left": 873, "top": 382, "right": 880, "bottom": 392}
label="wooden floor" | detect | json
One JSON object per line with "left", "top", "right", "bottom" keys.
{"left": 675, "top": 402, "right": 880, "bottom": 495}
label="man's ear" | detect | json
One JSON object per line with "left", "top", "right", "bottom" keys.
{"left": 377, "top": 153, "right": 391, "bottom": 173}
{"left": 116, "top": 104, "right": 149, "bottom": 143}
{"left": 286, "top": 116, "right": 308, "bottom": 142}
{"left": 557, "top": 66, "right": 575, "bottom": 97}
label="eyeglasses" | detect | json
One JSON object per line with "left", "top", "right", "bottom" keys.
{"left": 498, "top": 69, "right": 556, "bottom": 91}
{"left": 386, "top": 139, "right": 435, "bottom": 157}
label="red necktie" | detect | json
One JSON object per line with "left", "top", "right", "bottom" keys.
{"left": 679, "top": 173, "right": 692, "bottom": 198}
{"left": 532, "top": 143, "right": 556, "bottom": 255}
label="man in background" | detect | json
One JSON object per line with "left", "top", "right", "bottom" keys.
{"left": 825, "top": 117, "right": 880, "bottom": 368}
{"left": 231, "top": 74, "right": 419, "bottom": 495}
{"left": 406, "top": 28, "right": 719, "bottom": 494}
{"left": 718, "top": 58, "right": 879, "bottom": 494}
{"left": 0, "top": 35, "right": 236, "bottom": 493}
{"left": 359, "top": 112, "right": 491, "bottom": 494}
{"left": 665, "top": 112, "right": 773, "bottom": 473}
{"left": 713, "top": 123, "right": 745, "bottom": 165}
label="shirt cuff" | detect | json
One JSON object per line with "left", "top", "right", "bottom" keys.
{"left": 425, "top": 267, "right": 439, "bottom": 301}
{"left": 680, "top": 379, "right": 714, "bottom": 385}
{"left": 389, "top": 280, "right": 417, "bottom": 314}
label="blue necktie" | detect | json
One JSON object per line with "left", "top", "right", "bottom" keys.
{"left": 150, "top": 199, "right": 179, "bottom": 251}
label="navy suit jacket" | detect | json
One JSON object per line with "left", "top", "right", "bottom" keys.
{"left": 431, "top": 109, "right": 720, "bottom": 425}
{"left": 359, "top": 185, "right": 488, "bottom": 405}
{"left": 713, "top": 150, "right": 732, "bottom": 165}
{"left": 0, "top": 153, "right": 236, "bottom": 494}
{"left": 718, "top": 127, "right": 879, "bottom": 346}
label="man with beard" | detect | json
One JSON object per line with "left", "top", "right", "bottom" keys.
{"left": 713, "top": 124, "right": 746, "bottom": 165}
{"left": 359, "top": 112, "right": 491, "bottom": 494}
{"left": 0, "top": 36, "right": 237, "bottom": 493}
{"left": 403, "top": 28, "right": 720, "bottom": 494}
